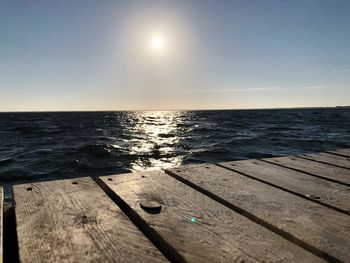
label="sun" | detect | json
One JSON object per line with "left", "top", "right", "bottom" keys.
{"left": 151, "top": 35, "right": 164, "bottom": 49}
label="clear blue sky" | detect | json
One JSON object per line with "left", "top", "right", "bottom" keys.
{"left": 1, "top": 0, "right": 350, "bottom": 111}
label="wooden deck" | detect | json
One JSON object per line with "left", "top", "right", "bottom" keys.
{"left": 2, "top": 149, "right": 350, "bottom": 262}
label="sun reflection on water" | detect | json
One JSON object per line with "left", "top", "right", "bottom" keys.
{"left": 126, "top": 111, "right": 185, "bottom": 171}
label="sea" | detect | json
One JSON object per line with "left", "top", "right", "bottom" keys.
{"left": 1, "top": 108, "right": 350, "bottom": 201}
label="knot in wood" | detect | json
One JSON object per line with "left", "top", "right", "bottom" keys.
{"left": 310, "top": 195, "right": 321, "bottom": 200}
{"left": 140, "top": 200, "right": 162, "bottom": 214}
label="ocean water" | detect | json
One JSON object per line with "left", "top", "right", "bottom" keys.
{"left": 1, "top": 109, "right": 350, "bottom": 188}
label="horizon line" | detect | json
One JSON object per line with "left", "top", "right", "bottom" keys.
{"left": 1, "top": 105, "right": 349, "bottom": 113}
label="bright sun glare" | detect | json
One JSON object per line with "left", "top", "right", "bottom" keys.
{"left": 151, "top": 35, "right": 164, "bottom": 49}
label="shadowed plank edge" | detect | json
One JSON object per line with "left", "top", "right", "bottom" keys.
{"left": 13, "top": 177, "right": 167, "bottom": 263}
{"left": 166, "top": 164, "right": 350, "bottom": 262}
{"left": 327, "top": 148, "right": 350, "bottom": 158}
{"left": 99, "top": 171, "right": 324, "bottom": 263}
{"left": 299, "top": 152, "right": 350, "bottom": 170}
{"left": 262, "top": 157, "right": 350, "bottom": 186}
{"left": 218, "top": 159, "right": 350, "bottom": 215}
{"left": 98, "top": 177, "right": 186, "bottom": 263}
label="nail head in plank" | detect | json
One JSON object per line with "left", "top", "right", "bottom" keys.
{"left": 301, "top": 152, "right": 350, "bottom": 169}
{"left": 167, "top": 164, "right": 350, "bottom": 262}
{"left": 265, "top": 156, "right": 350, "bottom": 185}
{"left": 13, "top": 177, "right": 167, "bottom": 263}
{"left": 100, "top": 171, "right": 324, "bottom": 263}
{"left": 222, "top": 159, "right": 350, "bottom": 214}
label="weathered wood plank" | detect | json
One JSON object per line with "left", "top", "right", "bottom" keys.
{"left": 99, "top": 171, "right": 324, "bottom": 263}
{"left": 167, "top": 164, "right": 350, "bottom": 262}
{"left": 264, "top": 156, "right": 350, "bottom": 185}
{"left": 327, "top": 148, "right": 350, "bottom": 158}
{"left": 0, "top": 186, "right": 3, "bottom": 263}
{"left": 219, "top": 159, "right": 350, "bottom": 214}
{"left": 13, "top": 177, "right": 167, "bottom": 263}
{"left": 300, "top": 152, "right": 350, "bottom": 169}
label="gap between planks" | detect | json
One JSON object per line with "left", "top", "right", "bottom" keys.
{"left": 327, "top": 148, "right": 350, "bottom": 158}
{"left": 216, "top": 160, "right": 350, "bottom": 216}
{"left": 98, "top": 177, "right": 186, "bottom": 263}
{"left": 298, "top": 153, "right": 350, "bottom": 170}
{"left": 13, "top": 177, "right": 167, "bottom": 263}
{"left": 262, "top": 158, "right": 350, "bottom": 187}
{"left": 99, "top": 171, "right": 325, "bottom": 263}
{"left": 165, "top": 164, "right": 350, "bottom": 262}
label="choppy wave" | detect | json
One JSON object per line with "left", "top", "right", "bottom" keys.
{"left": 1, "top": 108, "right": 350, "bottom": 186}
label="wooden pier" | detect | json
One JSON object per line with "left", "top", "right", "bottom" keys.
{"left": 2, "top": 149, "right": 350, "bottom": 262}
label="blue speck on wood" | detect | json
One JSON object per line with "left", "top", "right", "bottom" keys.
{"left": 191, "top": 217, "right": 196, "bottom": 222}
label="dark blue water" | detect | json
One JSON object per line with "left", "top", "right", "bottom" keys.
{"left": 1, "top": 109, "right": 350, "bottom": 188}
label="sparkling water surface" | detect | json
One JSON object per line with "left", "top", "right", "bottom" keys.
{"left": 1, "top": 109, "right": 350, "bottom": 194}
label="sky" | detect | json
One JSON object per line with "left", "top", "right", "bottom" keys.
{"left": 1, "top": 0, "right": 350, "bottom": 111}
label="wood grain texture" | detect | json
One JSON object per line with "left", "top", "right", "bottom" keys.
{"left": 0, "top": 186, "right": 2, "bottom": 263}
{"left": 219, "top": 159, "right": 350, "bottom": 214}
{"left": 300, "top": 152, "right": 350, "bottom": 169}
{"left": 264, "top": 156, "right": 350, "bottom": 185}
{"left": 99, "top": 171, "right": 324, "bottom": 263}
{"left": 167, "top": 164, "right": 350, "bottom": 262}
{"left": 328, "top": 148, "right": 350, "bottom": 158}
{"left": 13, "top": 177, "right": 167, "bottom": 263}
